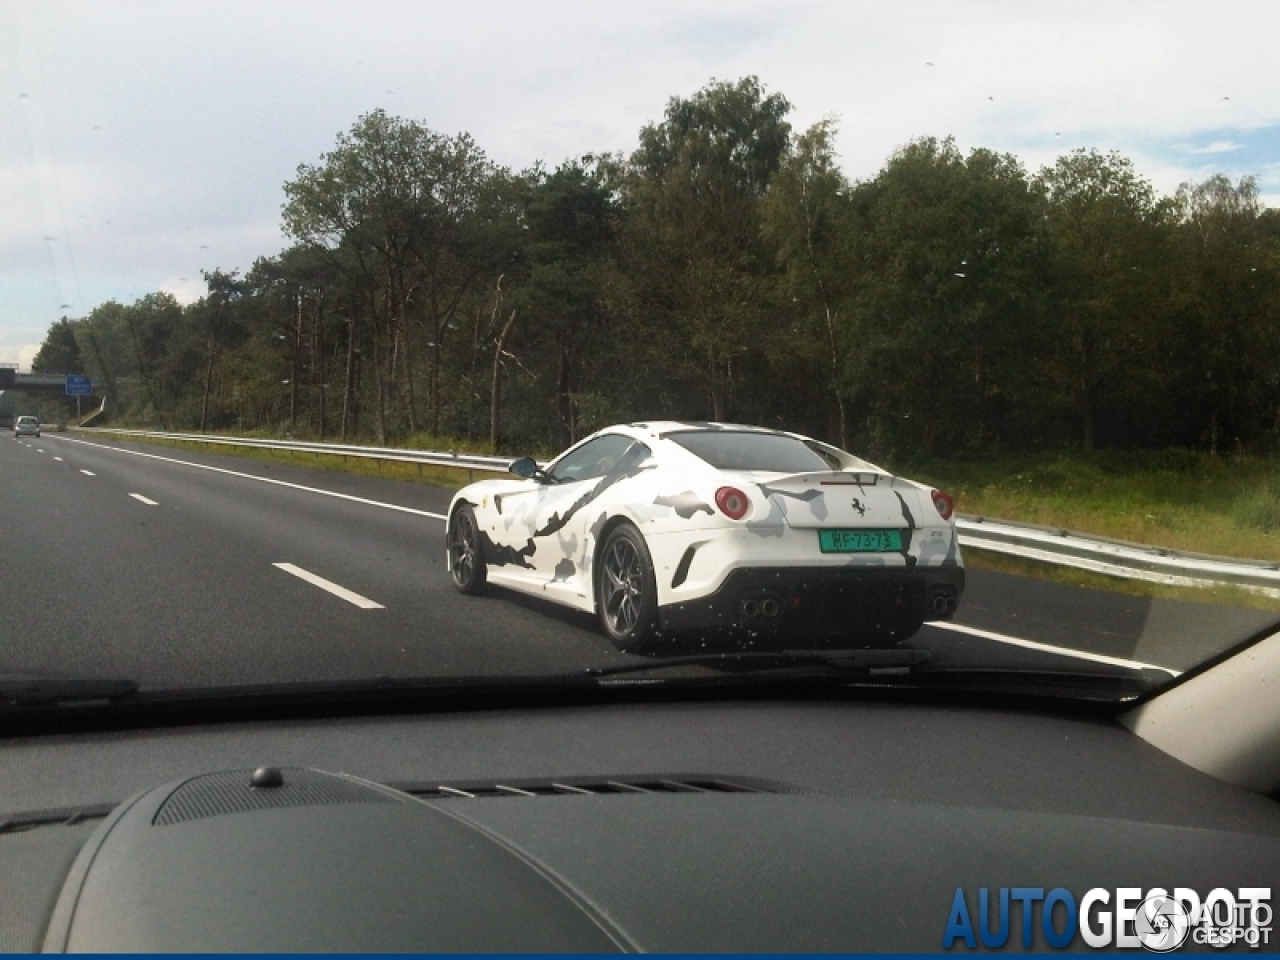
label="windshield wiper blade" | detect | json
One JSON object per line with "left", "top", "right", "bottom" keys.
{"left": 0, "top": 670, "right": 139, "bottom": 707}
{"left": 586, "top": 648, "right": 932, "bottom": 680}
{"left": 582, "top": 651, "right": 1167, "bottom": 701}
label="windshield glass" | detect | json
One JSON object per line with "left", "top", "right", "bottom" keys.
{"left": 669, "top": 431, "right": 833, "bottom": 473}
{"left": 3, "top": 2, "right": 1278, "bottom": 707}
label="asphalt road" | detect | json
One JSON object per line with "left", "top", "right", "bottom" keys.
{"left": 2, "top": 432, "right": 1274, "bottom": 691}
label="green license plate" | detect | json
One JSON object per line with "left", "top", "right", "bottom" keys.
{"left": 818, "top": 529, "right": 903, "bottom": 553}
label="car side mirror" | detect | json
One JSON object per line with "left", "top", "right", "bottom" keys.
{"left": 509, "top": 457, "right": 539, "bottom": 479}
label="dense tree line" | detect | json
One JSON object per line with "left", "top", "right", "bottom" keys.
{"left": 31, "top": 77, "right": 1280, "bottom": 459}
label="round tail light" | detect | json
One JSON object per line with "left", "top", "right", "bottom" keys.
{"left": 931, "top": 489, "right": 955, "bottom": 521}
{"left": 715, "top": 486, "right": 750, "bottom": 520}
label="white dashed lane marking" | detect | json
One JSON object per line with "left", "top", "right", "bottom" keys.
{"left": 53, "top": 435, "right": 446, "bottom": 520}
{"left": 129, "top": 493, "right": 159, "bottom": 506}
{"left": 273, "top": 563, "right": 385, "bottom": 610}
{"left": 80, "top": 469, "right": 95, "bottom": 476}
{"left": 53, "top": 456, "right": 63, "bottom": 461}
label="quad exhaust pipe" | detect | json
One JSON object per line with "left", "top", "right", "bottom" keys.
{"left": 739, "top": 597, "right": 782, "bottom": 620}
{"left": 931, "top": 593, "right": 958, "bottom": 616}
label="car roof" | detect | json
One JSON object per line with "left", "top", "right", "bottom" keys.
{"left": 624, "top": 420, "right": 793, "bottom": 440}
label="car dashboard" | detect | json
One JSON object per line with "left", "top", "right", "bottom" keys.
{"left": 1, "top": 695, "right": 1277, "bottom": 952}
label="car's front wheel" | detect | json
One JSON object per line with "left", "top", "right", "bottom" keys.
{"left": 448, "top": 505, "right": 487, "bottom": 596}
{"left": 596, "top": 523, "right": 659, "bottom": 652}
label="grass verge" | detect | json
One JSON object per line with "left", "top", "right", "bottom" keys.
{"left": 901, "top": 449, "right": 1280, "bottom": 563}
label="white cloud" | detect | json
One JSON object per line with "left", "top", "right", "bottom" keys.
{"left": 0, "top": 343, "right": 42, "bottom": 372}
{"left": 158, "top": 275, "right": 207, "bottom": 307}
{"left": 1182, "top": 141, "right": 1244, "bottom": 154}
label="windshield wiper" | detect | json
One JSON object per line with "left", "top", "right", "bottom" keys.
{"left": 0, "top": 670, "right": 139, "bottom": 707}
{"left": 583, "top": 651, "right": 1167, "bottom": 701}
{"left": 586, "top": 648, "right": 932, "bottom": 681}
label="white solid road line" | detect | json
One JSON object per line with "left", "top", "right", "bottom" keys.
{"left": 273, "top": 563, "right": 385, "bottom": 609}
{"left": 53, "top": 435, "right": 447, "bottom": 520}
{"left": 129, "top": 493, "right": 159, "bottom": 505}
{"left": 80, "top": 469, "right": 95, "bottom": 476}
{"left": 930, "top": 621, "right": 1181, "bottom": 677}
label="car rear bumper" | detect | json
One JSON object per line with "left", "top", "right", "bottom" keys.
{"left": 658, "top": 564, "right": 965, "bottom": 634}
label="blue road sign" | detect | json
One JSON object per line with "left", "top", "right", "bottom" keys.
{"left": 65, "top": 375, "right": 93, "bottom": 396}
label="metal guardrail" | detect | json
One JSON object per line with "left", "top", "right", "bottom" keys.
{"left": 72, "top": 427, "right": 525, "bottom": 474}
{"left": 73, "top": 427, "right": 1280, "bottom": 597}
{"left": 956, "top": 516, "right": 1280, "bottom": 597}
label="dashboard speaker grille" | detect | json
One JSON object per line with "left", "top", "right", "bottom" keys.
{"left": 153, "top": 769, "right": 394, "bottom": 826}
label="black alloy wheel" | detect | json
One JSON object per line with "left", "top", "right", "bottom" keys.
{"left": 448, "top": 505, "right": 487, "bottom": 595}
{"left": 596, "top": 523, "right": 659, "bottom": 651}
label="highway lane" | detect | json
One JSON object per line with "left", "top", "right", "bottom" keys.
{"left": 2, "top": 433, "right": 1274, "bottom": 691}
{"left": 3, "top": 433, "right": 626, "bottom": 688}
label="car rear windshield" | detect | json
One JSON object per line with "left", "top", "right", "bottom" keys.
{"left": 668, "top": 431, "right": 834, "bottom": 472}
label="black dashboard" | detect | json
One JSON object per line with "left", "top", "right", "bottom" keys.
{"left": 2, "top": 697, "right": 1277, "bottom": 952}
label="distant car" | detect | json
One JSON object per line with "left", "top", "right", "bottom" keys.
{"left": 14, "top": 416, "right": 40, "bottom": 438}
{"left": 446, "top": 421, "right": 964, "bottom": 650}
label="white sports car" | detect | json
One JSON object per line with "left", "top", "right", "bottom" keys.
{"left": 446, "top": 422, "right": 964, "bottom": 651}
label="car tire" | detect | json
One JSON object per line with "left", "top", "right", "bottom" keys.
{"left": 448, "top": 504, "right": 488, "bottom": 596}
{"left": 595, "top": 522, "right": 659, "bottom": 652}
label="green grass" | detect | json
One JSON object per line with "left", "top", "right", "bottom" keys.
{"left": 898, "top": 449, "right": 1280, "bottom": 563}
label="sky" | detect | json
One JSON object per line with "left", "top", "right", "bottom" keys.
{"left": 2, "top": 0, "right": 1279, "bottom": 369}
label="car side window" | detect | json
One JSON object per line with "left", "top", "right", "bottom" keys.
{"left": 547, "top": 434, "right": 639, "bottom": 484}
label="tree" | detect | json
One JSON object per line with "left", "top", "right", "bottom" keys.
{"left": 622, "top": 77, "right": 792, "bottom": 420}
{"left": 762, "top": 120, "right": 858, "bottom": 444}
{"left": 512, "top": 160, "right": 621, "bottom": 447}
{"left": 1037, "top": 150, "right": 1173, "bottom": 451}
{"left": 32, "top": 318, "right": 85, "bottom": 374}
{"left": 1170, "top": 175, "right": 1280, "bottom": 451}
{"left": 852, "top": 138, "right": 1051, "bottom": 455}
{"left": 282, "top": 110, "right": 500, "bottom": 441}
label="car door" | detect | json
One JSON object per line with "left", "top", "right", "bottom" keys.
{"left": 526, "top": 434, "right": 644, "bottom": 590}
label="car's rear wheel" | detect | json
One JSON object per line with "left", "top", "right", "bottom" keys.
{"left": 596, "top": 523, "right": 659, "bottom": 652}
{"left": 448, "top": 505, "right": 487, "bottom": 596}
